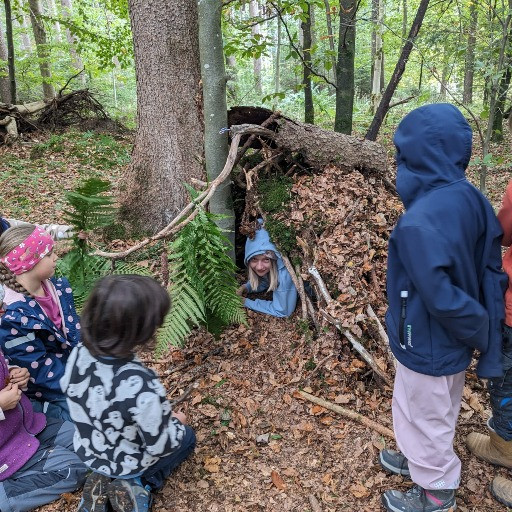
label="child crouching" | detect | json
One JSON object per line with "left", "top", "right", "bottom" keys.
{"left": 61, "top": 275, "right": 196, "bottom": 512}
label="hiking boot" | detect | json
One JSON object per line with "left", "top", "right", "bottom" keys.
{"left": 466, "top": 429, "right": 512, "bottom": 469}
{"left": 379, "top": 450, "right": 411, "bottom": 477}
{"left": 491, "top": 476, "right": 512, "bottom": 508}
{"left": 77, "top": 472, "right": 111, "bottom": 512}
{"left": 382, "top": 485, "right": 456, "bottom": 512}
{"left": 107, "top": 477, "right": 153, "bottom": 512}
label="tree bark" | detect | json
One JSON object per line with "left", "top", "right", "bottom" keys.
{"left": 46, "top": 0, "right": 62, "bottom": 43}
{"left": 302, "top": 3, "right": 314, "bottom": 124}
{"left": 3, "top": 0, "right": 15, "bottom": 103}
{"left": 463, "top": 0, "right": 477, "bottom": 104}
{"left": 27, "top": 0, "right": 55, "bottom": 100}
{"left": 274, "top": 15, "right": 281, "bottom": 94}
{"left": 60, "top": 0, "right": 85, "bottom": 84}
{"left": 371, "top": 0, "right": 384, "bottom": 113}
{"left": 492, "top": 60, "right": 512, "bottom": 142}
{"left": 0, "top": 11, "right": 11, "bottom": 103}
{"left": 198, "top": 0, "right": 235, "bottom": 256}
{"left": 249, "top": 0, "right": 262, "bottom": 95}
{"left": 365, "top": 0, "right": 430, "bottom": 141}
{"left": 122, "top": 0, "right": 203, "bottom": 233}
{"left": 323, "top": 0, "right": 336, "bottom": 86}
{"left": 334, "top": 0, "right": 356, "bottom": 134}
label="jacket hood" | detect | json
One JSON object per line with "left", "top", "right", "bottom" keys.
{"left": 244, "top": 224, "right": 281, "bottom": 267}
{"left": 394, "top": 103, "right": 472, "bottom": 208}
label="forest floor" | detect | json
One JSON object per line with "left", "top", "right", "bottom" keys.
{"left": 2, "top": 122, "right": 512, "bottom": 512}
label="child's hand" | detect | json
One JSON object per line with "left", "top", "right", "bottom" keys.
{"left": 9, "top": 367, "right": 30, "bottom": 389}
{"left": 236, "top": 285, "right": 247, "bottom": 297}
{"left": 172, "top": 410, "right": 187, "bottom": 424}
{"left": 0, "top": 383, "right": 21, "bottom": 411}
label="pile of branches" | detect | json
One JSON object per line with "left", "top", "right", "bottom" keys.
{"left": 0, "top": 89, "right": 117, "bottom": 144}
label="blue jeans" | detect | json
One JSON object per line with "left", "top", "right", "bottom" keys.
{"left": 141, "top": 425, "right": 196, "bottom": 490}
{"left": 30, "top": 397, "right": 71, "bottom": 422}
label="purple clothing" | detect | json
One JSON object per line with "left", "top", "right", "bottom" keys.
{"left": 0, "top": 351, "right": 46, "bottom": 481}
{"left": 392, "top": 361, "right": 464, "bottom": 490}
{"left": 34, "top": 281, "right": 62, "bottom": 330}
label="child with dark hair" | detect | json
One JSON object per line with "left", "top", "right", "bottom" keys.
{"left": 0, "top": 286, "right": 87, "bottom": 512}
{"left": 61, "top": 275, "right": 196, "bottom": 512}
{"left": 0, "top": 225, "right": 80, "bottom": 421}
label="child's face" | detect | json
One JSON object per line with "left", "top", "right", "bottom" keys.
{"left": 31, "top": 250, "right": 58, "bottom": 281}
{"left": 249, "top": 254, "right": 272, "bottom": 277}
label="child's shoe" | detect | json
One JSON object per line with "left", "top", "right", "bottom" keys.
{"left": 107, "top": 477, "right": 153, "bottom": 512}
{"left": 77, "top": 472, "right": 111, "bottom": 512}
{"left": 491, "top": 475, "right": 512, "bottom": 508}
{"left": 379, "top": 449, "right": 411, "bottom": 477}
{"left": 381, "top": 485, "right": 456, "bottom": 512}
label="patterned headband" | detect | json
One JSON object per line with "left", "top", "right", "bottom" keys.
{"left": 0, "top": 227, "right": 54, "bottom": 275}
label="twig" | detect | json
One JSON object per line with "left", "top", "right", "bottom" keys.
{"left": 58, "top": 69, "right": 86, "bottom": 96}
{"left": 280, "top": 254, "right": 307, "bottom": 320}
{"left": 298, "top": 390, "right": 394, "bottom": 439}
{"left": 308, "top": 266, "right": 333, "bottom": 305}
{"left": 305, "top": 352, "right": 333, "bottom": 384}
{"left": 388, "top": 95, "right": 415, "bottom": 109}
{"left": 366, "top": 305, "right": 396, "bottom": 369}
{"left": 170, "top": 382, "right": 199, "bottom": 407}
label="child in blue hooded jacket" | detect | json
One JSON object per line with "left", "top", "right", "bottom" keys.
{"left": 238, "top": 220, "right": 297, "bottom": 318}
{"left": 378, "top": 104, "right": 507, "bottom": 512}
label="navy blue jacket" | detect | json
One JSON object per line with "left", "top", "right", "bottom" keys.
{"left": 386, "top": 103, "right": 507, "bottom": 378}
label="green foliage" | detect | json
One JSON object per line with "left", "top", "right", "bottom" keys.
{"left": 259, "top": 176, "right": 293, "bottom": 213}
{"left": 156, "top": 208, "right": 246, "bottom": 354}
{"left": 264, "top": 216, "right": 297, "bottom": 254}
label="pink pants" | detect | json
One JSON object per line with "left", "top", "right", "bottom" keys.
{"left": 392, "top": 361, "right": 465, "bottom": 490}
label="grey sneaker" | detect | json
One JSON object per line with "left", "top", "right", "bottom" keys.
{"left": 77, "top": 472, "right": 111, "bottom": 512}
{"left": 382, "top": 485, "right": 456, "bottom": 512}
{"left": 379, "top": 449, "right": 411, "bottom": 477}
{"left": 108, "top": 477, "right": 153, "bottom": 512}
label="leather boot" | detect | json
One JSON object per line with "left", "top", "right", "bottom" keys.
{"left": 466, "top": 429, "right": 512, "bottom": 469}
{"left": 491, "top": 476, "right": 512, "bottom": 508}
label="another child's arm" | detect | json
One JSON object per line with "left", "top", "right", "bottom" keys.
{"left": 498, "top": 180, "right": 512, "bottom": 247}
{"left": 0, "top": 383, "right": 21, "bottom": 416}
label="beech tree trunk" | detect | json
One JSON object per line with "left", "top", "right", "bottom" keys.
{"left": 463, "top": 1, "right": 477, "bottom": 104}
{"left": 60, "top": 0, "right": 85, "bottom": 84}
{"left": 323, "top": 0, "right": 336, "bottom": 86}
{"left": 365, "top": 0, "right": 430, "bottom": 141}
{"left": 302, "top": 3, "right": 314, "bottom": 124}
{"left": 198, "top": 0, "right": 235, "bottom": 254}
{"left": 46, "top": 0, "right": 62, "bottom": 42}
{"left": 249, "top": 0, "right": 262, "bottom": 95}
{"left": 3, "top": 0, "right": 15, "bottom": 103}
{"left": 335, "top": 0, "right": 356, "bottom": 134}
{"left": 27, "top": 0, "right": 55, "bottom": 100}
{"left": 371, "top": 0, "right": 384, "bottom": 113}
{"left": 0, "top": 15, "right": 11, "bottom": 103}
{"left": 122, "top": 0, "right": 203, "bottom": 233}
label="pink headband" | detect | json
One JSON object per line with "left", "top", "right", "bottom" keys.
{"left": 0, "top": 227, "right": 54, "bottom": 275}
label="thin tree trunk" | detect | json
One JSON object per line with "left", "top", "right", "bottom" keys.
{"left": 3, "top": 0, "right": 15, "bottom": 103}
{"left": 302, "top": 3, "right": 314, "bottom": 124}
{"left": 46, "top": 0, "right": 61, "bottom": 42}
{"left": 492, "top": 60, "right": 512, "bottom": 142}
{"left": 402, "top": 0, "right": 407, "bottom": 39}
{"left": 365, "top": 0, "right": 430, "bottom": 141}
{"left": 198, "top": 0, "right": 235, "bottom": 256}
{"left": 439, "top": 47, "right": 449, "bottom": 100}
{"left": 60, "top": 0, "right": 85, "bottom": 84}
{"left": 418, "top": 56, "right": 423, "bottom": 91}
{"left": 275, "top": 15, "right": 281, "bottom": 93}
{"left": 122, "top": 0, "right": 203, "bottom": 232}
{"left": 0, "top": 13, "right": 11, "bottom": 102}
{"left": 249, "top": 0, "right": 262, "bottom": 95}
{"left": 27, "top": 0, "right": 55, "bottom": 99}
{"left": 334, "top": 0, "right": 356, "bottom": 134}
{"left": 323, "top": 0, "right": 337, "bottom": 86}
{"left": 371, "top": 0, "right": 383, "bottom": 113}
{"left": 463, "top": 0, "right": 477, "bottom": 104}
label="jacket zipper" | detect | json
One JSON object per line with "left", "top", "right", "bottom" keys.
{"left": 399, "top": 291, "right": 408, "bottom": 349}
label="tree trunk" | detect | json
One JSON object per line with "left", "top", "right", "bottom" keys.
{"left": 275, "top": 15, "right": 281, "bottom": 94}
{"left": 402, "top": 0, "right": 407, "bottom": 39}
{"left": 198, "top": 0, "right": 235, "bottom": 255}
{"left": 0, "top": 11, "right": 11, "bottom": 103}
{"left": 46, "top": 0, "right": 62, "bottom": 43}
{"left": 3, "top": 0, "right": 15, "bottom": 103}
{"left": 60, "top": 0, "right": 85, "bottom": 85}
{"left": 302, "top": 3, "right": 314, "bottom": 124}
{"left": 13, "top": 5, "right": 32, "bottom": 52}
{"left": 371, "top": 0, "right": 383, "bottom": 113}
{"left": 365, "top": 0, "right": 430, "bottom": 141}
{"left": 439, "top": 46, "right": 449, "bottom": 100}
{"left": 334, "top": 0, "right": 356, "bottom": 134}
{"left": 249, "top": 0, "right": 262, "bottom": 95}
{"left": 323, "top": 0, "right": 336, "bottom": 86}
{"left": 122, "top": 0, "right": 203, "bottom": 233}
{"left": 492, "top": 60, "right": 512, "bottom": 142}
{"left": 463, "top": 0, "right": 477, "bottom": 104}
{"left": 27, "top": 0, "right": 55, "bottom": 100}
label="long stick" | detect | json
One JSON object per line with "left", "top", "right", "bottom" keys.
{"left": 298, "top": 390, "right": 394, "bottom": 439}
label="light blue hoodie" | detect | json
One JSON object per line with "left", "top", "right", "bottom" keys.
{"left": 244, "top": 224, "right": 297, "bottom": 318}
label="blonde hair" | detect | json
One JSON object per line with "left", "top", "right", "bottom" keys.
{"left": 248, "top": 257, "right": 279, "bottom": 292}
{"left": 0, "top": 225, "right": 38, "bottom": 297}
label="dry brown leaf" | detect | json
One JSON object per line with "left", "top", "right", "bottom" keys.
{"left": 271, "top": 470, "right": 286, "bottom": 490}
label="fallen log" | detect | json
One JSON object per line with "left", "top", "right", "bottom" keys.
{"left": 297, "top": 390, "right": 394, "bottom": 439}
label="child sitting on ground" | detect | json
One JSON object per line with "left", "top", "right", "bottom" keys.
{"left": 0, "top": 225, "right": 80, "bottom": 421}
{"left": 0, "top": 287, "right": 87, "bottom": 512}
{"left": 61, "top": 275, "right": 196, "bottom": 512}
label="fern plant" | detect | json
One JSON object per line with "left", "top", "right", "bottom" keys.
{"left": 156, "top": 208, "right": 246, "bottom": 355}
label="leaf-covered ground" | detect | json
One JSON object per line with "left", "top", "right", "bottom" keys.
{"left": 1, "top": 124, "right": 512, "bottom": 512}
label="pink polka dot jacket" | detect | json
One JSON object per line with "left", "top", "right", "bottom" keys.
{"left": 0, "top": 277, "right": 80, "bottom": 402}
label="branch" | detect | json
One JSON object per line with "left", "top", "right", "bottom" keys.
{"left": 388, "top": 95, "right": 415, "bottom": 109}
{"left": 297, "top": 390, "right": 394, "bottom": 438}
{"left": 58, "top": 68, "right": 86, "bottom": 96}
{"left": 269, "top": 2, "right": 337, "bottom": 89}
